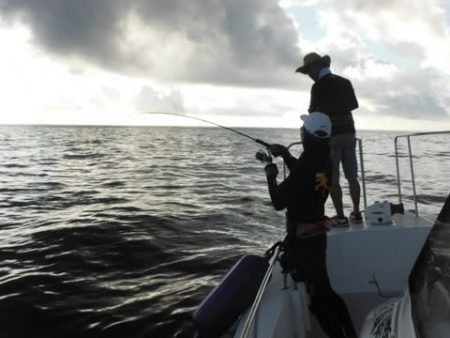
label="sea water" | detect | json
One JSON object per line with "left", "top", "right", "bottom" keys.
{"left": 0, "top": 125, "right": 448, "bottom": 337}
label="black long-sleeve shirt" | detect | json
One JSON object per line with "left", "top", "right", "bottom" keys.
{"left": 309, "top": 73, "right": 358, "bottom": 136}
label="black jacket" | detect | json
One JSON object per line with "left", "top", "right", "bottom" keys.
{"left": 269, "top": 140, "right": 331, "bottom": 224}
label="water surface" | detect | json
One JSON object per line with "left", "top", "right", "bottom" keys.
{"left": 0, "top": 126, "right": 448, "bottom": 337}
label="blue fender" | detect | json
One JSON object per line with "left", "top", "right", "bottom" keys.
{"left": 193, "top": 255, "right": 269, "bottom": 336}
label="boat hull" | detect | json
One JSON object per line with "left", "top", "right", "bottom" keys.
{"left": 234, "top": 212, "right": 431, "bottom": 338}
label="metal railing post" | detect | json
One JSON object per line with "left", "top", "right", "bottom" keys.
{"left": 407, "top": 136, "right": 419, "bottom": 216}
{"left": 357, "top": 138, "right": 367, "bottom": 209}
{"left": 394, "top": 136, "right": 402, "bottom": 204}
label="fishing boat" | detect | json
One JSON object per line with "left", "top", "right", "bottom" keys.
{"left": 191, "top": 131, "right": 450, "bottom": 338}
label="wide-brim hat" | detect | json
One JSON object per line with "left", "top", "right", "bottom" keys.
{"left": 296, "top": 52, "right": 331, "bottom": 74}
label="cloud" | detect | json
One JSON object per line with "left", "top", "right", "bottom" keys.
{"left": 0, "top": 0, "right": 303, "bottom": 87}
{"left": 1, "top": 0, "right": 449, "bottom": 124}
{"left": 338, "top": 53, "right": 450, "bottom": 120}
{"left": 293, "top": 0, "right": 450, "bottom": 120}
{"left": 315, "top": 0, "right": 450, "bottom": 72}
{"left": 0, "top": 0, "right": 129, "bottom": 67}
{"left": 136, "top": 86, "right": 184, "bottom": 113}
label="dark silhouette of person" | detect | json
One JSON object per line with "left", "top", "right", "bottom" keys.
{"left": 265, "top": 113, "right": 357, "bottom": 338}
{"left": 297, "top": 52, "right": 361, "bottom": 226}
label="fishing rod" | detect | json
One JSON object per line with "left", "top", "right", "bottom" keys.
{"left": 142, "top": 112, "right": 270, "bottom": 148}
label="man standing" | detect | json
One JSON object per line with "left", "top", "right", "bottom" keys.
{"left": 296, "top": 52, "right": 361, "bottom": 225}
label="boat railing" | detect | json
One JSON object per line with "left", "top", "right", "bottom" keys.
{"left": 394, "top": 130, "right": 450, "bottom": 217}
{"left": 237, "top": 244, "right": 282, "bottom": 338}
{"left": 285, "top": 138, "right": 368, "bottom": 209}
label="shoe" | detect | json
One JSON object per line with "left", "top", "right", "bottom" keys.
{"left": 350, "top": 211, "right": 363, "bottom": 223}
{"left": 331, "top": 215, "right": 349, "bottom": 227}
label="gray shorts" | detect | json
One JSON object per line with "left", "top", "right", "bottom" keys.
{"left": 330, "top": 133, "right": 358, "bottom": 182}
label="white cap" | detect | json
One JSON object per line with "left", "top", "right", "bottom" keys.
{"left": 300, "top": 112, "right": 331, "bottom": 139}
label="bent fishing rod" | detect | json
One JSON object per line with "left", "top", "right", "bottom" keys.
{"left": 141, "top": 112, "right": 270, "bottom": 148}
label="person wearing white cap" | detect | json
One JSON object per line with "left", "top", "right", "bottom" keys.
{"left": 264, "top": 112, "right": 357, "bottom": 338}
{"left": 296, "top": 52, "right": 362, "bottom": 226}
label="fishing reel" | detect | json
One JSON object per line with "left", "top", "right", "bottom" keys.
{"left": 255, "top": 149, "right": 272, "bottom": 164}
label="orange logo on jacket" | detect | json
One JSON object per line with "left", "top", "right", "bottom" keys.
{"left": 315, "top": 172, "right": 330, "bottom": 191}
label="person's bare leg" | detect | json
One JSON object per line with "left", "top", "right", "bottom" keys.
{"left": 348, "top": 177, "right": 360, "bottom": 213}
{"left": 330, "top": 181, "right": 345, "bottom": 218}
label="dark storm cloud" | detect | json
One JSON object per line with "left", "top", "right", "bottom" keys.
{"left": 0, "top": 0, "right": 129, "bottom": 67}
{"left": 0, "top": 0, "right": 302, "bottom": 87}
{"left": 130, "top": 0, "right": 300, "bottom": 68}
{"left": 132, "top": 0, "right": 303, "bottom": 86}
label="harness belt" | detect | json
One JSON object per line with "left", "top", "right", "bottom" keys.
{"left": 287, "top": 217, "right": 332, "bottom": 238}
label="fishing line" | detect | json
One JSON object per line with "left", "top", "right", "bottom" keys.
{"left": 141, "top": 112, "right": 270, "bottom": 147}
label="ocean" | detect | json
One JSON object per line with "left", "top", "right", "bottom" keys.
{"left": 0, "top": 125, "right": 448, "bottom": 338}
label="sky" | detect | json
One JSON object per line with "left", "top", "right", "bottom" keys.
{"left": 0, "top": 0, "right": 450, "bottom": 131}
